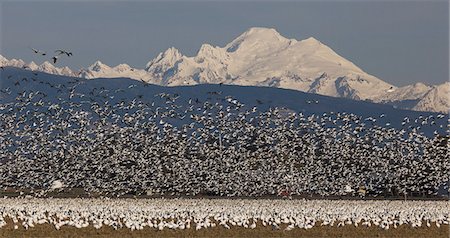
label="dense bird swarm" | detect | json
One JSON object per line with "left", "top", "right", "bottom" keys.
{"left": 0, "top": 68, "right": 448, "bottom": 198}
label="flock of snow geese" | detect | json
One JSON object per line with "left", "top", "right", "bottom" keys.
{"left": 0, "top": 198, "right": 448, "bottom": 231}
{"left": 0, "top": 66, "right": 449, "bottom": 199}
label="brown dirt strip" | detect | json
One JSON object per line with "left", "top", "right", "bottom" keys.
{"left": 0, "top": 223, "right": 448, "bottom": 238}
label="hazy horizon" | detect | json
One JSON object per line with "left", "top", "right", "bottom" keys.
{"left": 1, "top": 1, "right": 448, "bottom": 87}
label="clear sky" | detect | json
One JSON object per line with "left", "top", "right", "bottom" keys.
{"left": 1, "top": 1, "right": 448, "bottom": 86}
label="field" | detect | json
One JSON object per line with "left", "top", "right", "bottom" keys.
{"left": 1, "top": 222, "right": 448, "bottom": 238}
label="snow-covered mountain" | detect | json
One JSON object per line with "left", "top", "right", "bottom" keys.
{"left": 375, "top": 83, "right": 432, "bottom": 102}
{"left": 0, "top": 55, "right": 76, "bottom": 77}
{"left": 78, "top": 61, "right": 148, "bottom": 80}
{"left": 36, "top": 61, "right": 76, "bottom": 76}
{"left": 144, "top": 27, "right": 394, "bottom": 101}
{"left": 412, "top": 82, "right": 449, "bottom": 113}
{"left": 0, "top": 55, "right": 26, "bottom": 69}
{"left": 0, "top": 27, "right": 448, "bottom": 113}
{"left": 374, "top": 82, "right": 449, "bottom": 113}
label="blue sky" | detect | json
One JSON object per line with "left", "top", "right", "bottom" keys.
{"left": 1, "top": 1, "right": 448, "bottom": 86}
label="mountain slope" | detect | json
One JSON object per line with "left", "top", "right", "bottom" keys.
{"left": 376, "top": 83, "right": 432, "bottom": 102}
{"left": 374, "top": 82, "right": 449, "bottom": 113}
{"left": 413, "top": 82, "right": 449, "bottom": 113}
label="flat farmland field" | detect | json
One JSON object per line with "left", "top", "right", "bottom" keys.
{"left": 1, "top": 222, "right": 448, "bottom": 238}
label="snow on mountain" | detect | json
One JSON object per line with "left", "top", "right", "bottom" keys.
{"left": 34, "top": 61, "right": 76, "bottom": 76}
{"left": 37, "top": 61, "right": 64, "bottom": 75}
{"left": 373, "top": 82, "right": 449, "bottom": 113}
{"left": 145, "top": 47, "right": 184, "bottom": 82}
{"left": 144, "top": 27, "right": 394, "bottom": 100}
{"left": 0, "top": 55, "right": 26, "bottom": 68}
{"left": 0, "top": 54, "right": 76, "bottom": 76}
{"left": 0, "top": 54, "right": 6, "bottom": 64}
{"left": 147, "top": 44, "right": 233, "bottom": 86}
{"left": 413, "top": 82, "right": 449, "bottom": 113}
{"left": 27, "top": 61, "right": 39, "bottom": 71}
{"left": 79, "top": 60, "right": 149, "bottom": 81}
{"left": 78, "top": 60, "right": 110, "bottom": 78}
{"left": 375, "top": 82, "right": 433, "bottom": 102}
{"left": 59, "top": 66, "right": 75, "bottom": 76}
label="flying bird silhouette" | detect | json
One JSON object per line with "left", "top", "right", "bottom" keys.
{"left": 55, "top": 49, "right": 73, "bottom": 57}
{"left": 30, "top": 47, "right": 46, "bottom": 56}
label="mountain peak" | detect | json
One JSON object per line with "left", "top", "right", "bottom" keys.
{"left": 27, "top": 61, "right": 39, "bottom": 70}
{"left": 244, "top": 27, "right": 281, "bottom": 36}
{"left": 301, "top": 37, "right": 321, "bottom": 44}
{"left": 198, "top": 44, "right": 215, "bottom": 53}
{"left": 114, "top": 63, "right": 132, "bottom": 72}
{"left": 226, "top": 27, "right": 290, "bottom": 53}
{"left": 162, "top": 47, "right": 182, "bottom": 59}
{"left": 196, "top": 44, "right": 229, "bottom": 62}
{"left": 36, "top": 61, "right": 66, "bottom": 75}
{"left": 145, "top": 47, "right": 184, "bottom": 72}
{"left": 39, "top": 61, "right": 56, "bottom": 69}
{"left": 412, "top": 82, "right": 429, "bottom": 88}
{"left": 88, "top": 60, "right": 110, "bottom": 71}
